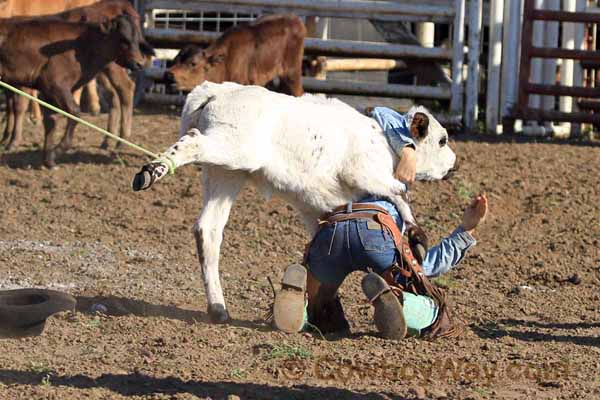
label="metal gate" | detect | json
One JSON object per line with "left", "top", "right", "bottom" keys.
{"left": 503, "top": 0, "right": 600, "bottom": 135}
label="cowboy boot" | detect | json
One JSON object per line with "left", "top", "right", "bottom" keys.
{"left": 362, "top": 272, "right": 407, "bottom": 340}
{"left": 273, "top": 264, "right": 308, "bottom": 333}
{"left": 307, "top": 293, "right": 351, "bottom": 335}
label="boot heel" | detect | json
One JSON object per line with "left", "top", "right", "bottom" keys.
{"left": 361, "top": 273, "right": 407, "bottom": 340}
{"left": 273, "top": 264, "right": 307, "bottom": 333}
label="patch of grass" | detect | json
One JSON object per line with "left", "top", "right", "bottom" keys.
{"left": 27, "top": 361, "right": 52, "bottom": 375}
{"left": 41, "top": 374, "right": 51, "bottom": 387}
{"left": 456, "top": 180, "right": 474, "bottom": 201}
{"left": 71, "top": 248, "right": 89, "bottom": 258}
{"left": 267, "top": 344, "right": 312, "bottom": 360}
{"left": 472, "top": 387, "right": 489, "bottom": 396}
{"left": 432, "top": 275, "right": 459, "bottom": 289}
{"left": 87, "top": 317, "right": 102, "bottom": 328}
{"left": 230, "top": 368, "right": 247, "bottom": 380}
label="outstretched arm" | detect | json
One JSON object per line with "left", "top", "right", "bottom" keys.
{"left": 421, "top": 194, "right": 488, "bottom": 277}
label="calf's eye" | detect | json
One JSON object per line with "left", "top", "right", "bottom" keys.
{"left": 439, "top": 137, "right": 448, "bottom": 147}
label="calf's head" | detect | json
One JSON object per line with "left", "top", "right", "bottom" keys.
{"left": 405, "top": 106, "right": 456, "bottom": 181}
{"left": 101, "top": 14, "right": 147, "bottom": 71}
{"left": 165, "top": 45, "right": 225, "bottom": 91}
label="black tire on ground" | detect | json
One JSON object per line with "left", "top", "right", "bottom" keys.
{"left": 0, "top": 289, "right": 76, "bottom": 338}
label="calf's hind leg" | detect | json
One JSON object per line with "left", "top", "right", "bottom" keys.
{"left": 107, "top": 64, "right": 134, "bottom": 147}
{"left": 96, "top": 72, "right": 120, "bottom": 149}
{"left": 40, "top": 87, "right": 80, "bottom": 168}
{"left": 194, "top": 167, "right": 247, "bottom": 323}
{"left": 1, "top": 93, "right": 15, "bottom": 145}
{"left": 6, "top": 92, "right": 30, "bottom": 150}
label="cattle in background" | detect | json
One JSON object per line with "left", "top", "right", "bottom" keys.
{"left": 0, "top": 0, "right": 102, "bottom": 125}
{"left": 0, "top": 0, "right": 100, "bottom": 16}
{"left": 165, "top": 14, "right": 305, "bottom": 96}
{"left": 0, "top": 0, "right": 153, "bottom": 151}
{"left": 0, "top": 14, "right": 146, "bottom": 167}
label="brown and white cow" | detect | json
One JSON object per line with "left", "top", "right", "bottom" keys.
{"left": 165, "top": 14, "right": 305, "bottom": 96}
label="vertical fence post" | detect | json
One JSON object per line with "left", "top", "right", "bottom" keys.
{"left": 501, "top": 0, "right": 523, "bottom": 129}
{"left": 486, "top": 0, "right": 504, "bottom": 134}
{"left": 571, "top": 0, "right": 586, "bottom": 136}
{"left": 559, "top": 0, "right": 577, "bottom": 135}
{"left": 450, "top": 0, "right": 466, "bottom": 119}
{"left": 529, "top": 0, "right": 545, "bottom": 111}
{"left": 465, "top": 0, "right": 483, "bottom": 132}
{"left": 517, "top": 0, "right": 535, "bottom": 113}
{"left": 542, "top": 0, "right": 559, "bottom": 116}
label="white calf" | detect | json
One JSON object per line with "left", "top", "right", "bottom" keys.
{"left": 133, "top": 81, "right": 456, "bottom": 323}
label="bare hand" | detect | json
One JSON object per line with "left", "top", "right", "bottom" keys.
{"left": 394, "top": 146, "right": 417, "bottom": 185}
{"left": 461, "top": 193, "right": 488, "bottom": 234}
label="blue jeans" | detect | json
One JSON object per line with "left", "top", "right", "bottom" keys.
{"left": 306, "top": 216, "right": 438, "bottom": 335}
{"left": 307, "top": 218, "right": 397, "bottom": 287}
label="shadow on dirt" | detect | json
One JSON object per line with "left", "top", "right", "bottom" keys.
{"left": 498, "top": 319, "right": 600, "bottom": 330}
{"left": 0, "top": 148, "right": 115, "bottom": 169}
{"left": 471, "top": 320, "right": 600, "bottom": 347}
{"left": 0, "top": 370, "right": 407, "bottom": 399}
{"left": 75, "top": 295, "right": 269, "bottom": 331}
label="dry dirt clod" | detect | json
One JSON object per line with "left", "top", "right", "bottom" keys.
{"left": 428, "top": 388, "right": 448, "bottom": 399}
{"left": 410, "top": 386, "right": 426, "bottom": 399}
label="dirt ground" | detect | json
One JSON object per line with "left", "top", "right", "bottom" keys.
{"left": 0, "top": 107, "right": 598, "bottom": 400}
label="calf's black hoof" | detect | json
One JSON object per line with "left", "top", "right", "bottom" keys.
{"left": 208, "top": 304, "right": 230, "bottom": 324}
{"left": 0, "top": 289, "right": 76, "bottom": 339}
{"left": 132, "top": 170, "right": 152, "bottom": 191}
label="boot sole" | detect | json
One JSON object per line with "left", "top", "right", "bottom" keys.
{"left": 361, "top": 273, "right": 407, "bottom": 340}
{"left": 273, "top": 264, "right": 307, "bottom": 333}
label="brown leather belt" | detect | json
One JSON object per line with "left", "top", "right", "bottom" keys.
{"left": 320, "top": 202, "right": 390, "bottom": 223}
{"left": 324, "top": 212, "right": 381, "bottom": 223}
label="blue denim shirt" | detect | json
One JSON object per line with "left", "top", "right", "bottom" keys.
{"left": 360, "top": 196, "right": 476, "bottom": 278}
{"left": 370, "top": 107, "right": 416, "bottom": 154}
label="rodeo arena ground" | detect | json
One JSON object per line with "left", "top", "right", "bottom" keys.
{"left": 0, "top": 0, "right": 599, "bottom": 399}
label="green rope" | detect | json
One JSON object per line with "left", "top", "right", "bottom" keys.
{"left": 0, "top": 79, "right": 176, "bottom": 174}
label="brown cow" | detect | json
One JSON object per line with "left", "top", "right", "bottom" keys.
{"left": 0, "top": 15, "right": 146, "bottom": 167}
{"left": 0, "top": 0, "right": 100, "bottom": 16}
{"left": 165, "top": 14, "right": 305, "bottom": 96}
{"left": 0, "top": 0, "right": 152, "bottom": 151}
{"left": 0, "top": 0, "right": 102, "bottom": 124}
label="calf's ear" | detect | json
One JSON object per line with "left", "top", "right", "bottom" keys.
{"left": 410, "top": 112, "right": 429, "bottom": 140}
